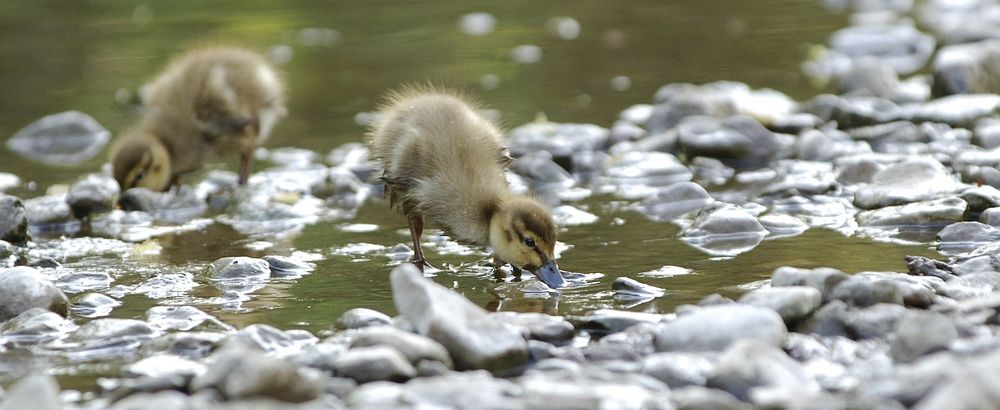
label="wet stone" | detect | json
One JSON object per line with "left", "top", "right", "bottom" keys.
{"left": 822, "top": 22, "right": 935, "bottom": 76}
{"left": 145, "top": 305, "right": 234, "bottom": 332}
{"left": 758, "top": 213, "right": 809, "bottom": 238}
{"left": 117, "top": 186, "right": 207, "bottom": 223}
{"left": 937, "top": 222, "right": 1000, "bottom": 254}
{"left": 190, "top": 347, "right": 321, "bottom": 403}
{"left": 6, "top": 110, "right": 110, "bottom": 165}
{"left": 349, "top": 326, "right": 452, "bottom": 368}
{"left": 332, "top": 345, "right": 417, "bottom": 383}
{"left": 227, "top": 323, "right": 316, "bottom": 353}
{"left": 211, "top": 257, "right": 271, "bottom": 280}
{"left": 639, "top": 182, "right": 714, "bottom": 222}
{"left": 915, "top": 348, "right": 1000, "bottom": 410}
{"left": 961, "top": 185, "right": 1000, "bottom": 213}
{"left": 706, "top": 339, "right": 818, "bottom": 403}
{"left": 856, "top": 196, "right": 967, "bottom": 228}
{"left": 837, "top": 57, "right": 900, "bottom": 98}
{"left": 336, "top": 308, "right": 392, "bottom": 329}
{"left": 830, "top": 276, "right": 904, "bottom": 308}
{"left": 22, "top": 195, "right": 73, "bottom": 228}
{"left": 27, "top": 257, "right": 61, "bottom": 269}
{"left": 650, "top": 82, "right": 796, "bottom": 133}
{"left": 390, "top": 264, "right": 528, "bottom": 374}
{"left": 395, "top": 370, "right": 520, "bottom": 410}
{"left": 567, "top": 309, "right": 664, "bottom": 337}
{"left": 941, "top": 271, "right": 1000, "bottom": 299}
{"left": 641, "top": 352, "right": 716, "bottom": 388}
{"left": 682, "top": 204, "right": 767, "bottom": 257}
{"left": 507, "top": 121, "right": 609, "bottom": 160}
{"left": 71, "top": 318, "right": 155, "bottom": 342}
{"left": 982, "top": 208, "right": 1000, "bottom": 227}
{"left": 901, "top": 94, "right": 1000, "bottom": 128}
{"left": 690, "top": 156, "right": 735, "bottom": 186}
{"left": 796, "top": 129, "right": 871, "bottom": 163}
{"left": 72, "top": 292, "right": 121, "bottom": 318}
{"left": 67, "top": 173, "right": 119, "bottom": 220}
{"left": 309, "top": 167, "right": 370, "bottom": 210}
{"left": 612, "top": 277, "right": 665, "bottom": 307}
{"left": 263, "top": 255, "right": 315, "bottom": 277}
{"left": 0, "top": 266, "right": 69, "bottom": 321}
{"left": 0, "top": 307, "right": 77, "bottom": 344}
{"left": 654, "top": 304, "right": 787, "bottom": 352}
{"left": 890, "top": 311, "right": 958, "bottom": 363}
{"left": 676, "top": 115, "right": 790, "bottom": 168}
{"left": 933, "top": 39, "right": 1000, "bottom": 96}
{"left": 853, "top": 158, "right": 959, "bottom": 209}
{"left": 0, "top": 374, "right": 61, "bottom": 410}
{"left": 738, "top": 286, "right": 822, "bottom": 326}
{"left": 494, "top": 312, "right": 575, "bottom": 345}
{"left": 0, "top": 194, "right": 29, "bottom": 245}
{"left": 54, "top": 271, "right": 112, "bottom": 293}
{"left": 509, "top": 151, "right": 575, "bottom": 189}
{"left": 602, "top": 151, "right": 693, "bottom": 197}
{"left": 671, "top": 386, "right": 749, "bottom": 410}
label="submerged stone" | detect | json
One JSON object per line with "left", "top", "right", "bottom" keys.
{"left": 336, "top": 308, "right": 392, "bottom": 330}
{"left": 211, "top": 257, "right": 271, "bottom": 280}
{"left": 6, "top": 110, "right": 110, "bottom": 165}
{"left": 639, "top": 182, "right": 714, "bottom": 222}
{"left": 682, "top": 204, "right": 768, "bottom": 257}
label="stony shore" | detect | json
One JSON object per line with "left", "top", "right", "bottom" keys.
{"left": 8, "top": 0, "right": 1000, "bottom": 409}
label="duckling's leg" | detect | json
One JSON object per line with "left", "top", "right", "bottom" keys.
{"left": 238, "top": 124, "right": 258, "bottom": 185}
{"left": 407, "top": 213, "right": 426, "bottom": 271}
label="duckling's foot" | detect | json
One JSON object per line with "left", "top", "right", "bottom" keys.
{"left": 511, "top": 265, "right": 523, "bottom": 282}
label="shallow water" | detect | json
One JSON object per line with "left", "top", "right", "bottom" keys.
{"left": 0, "top": 0, "right": 947, "bottom": 394}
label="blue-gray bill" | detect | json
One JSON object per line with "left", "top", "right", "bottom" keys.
{"left": 535, "top": 259, "right": 565, "bottom": 289}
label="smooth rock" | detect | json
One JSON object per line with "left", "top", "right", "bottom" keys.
{"left": 390, "top": 263, "right": 528, "bottom": 374}
{"left": 797, "top": 129, "right": 871, "bottom": 162}
{"left": 671, "top": 386, "right": 750, "bottom": 410}
{"left": 836, "top": 157, "right": 883, "bottom": 185}
{"left": 612, "top": 277, "right": 665, "bottom": 299}
{"left": 641, "top": 352, "right": 717, "bottom": 388}
{"left": 494, "top": 312, "right": 576, "bottom": 345}
{"left": 682, "top": 204, "right": 767, "bottom": 257}
{"left": 654, "top": 304, "right": 787, "bottom": 352}
{"left": 22, "top": 195, "right": 72, "bottom": 227}
{"left": 974, "top": 117, "right": 1000, "bottom": 149}
{"left": 853, "top": 158, "right": 959, "bottom": 209}
{"left": 567, "top": 309, "right": 664, "bottom": 336}
{"left": 603, "top": 151, "right": 693, "bottom": 196}
{"left": 71, "top": 318, "right": 154, "bottom": 341}
{"left": 397, "top": 370, "right": 521, "bottom": 410}
{"left": 830, "top": 276, "right": 904, "bottom": 307}
{"left": 738, "top": 286, "right": 822, "bottom": 326}
{"left": 915, "top": 348, "right": 1000, "bottom": 410}
{"left": 941, "top": 271, "right": 1000, "bottom": 299}
{"left": 639, "top": 182, "right": 714, "bottom": 221}
{"left": 706, "top": 339, "right": 818, "bottom": 402}
{"left": 332, "top": 345, "right": 417, "bottom": 383}
{"left": 0, "top": 194, "right": 29, "bottom": 245}
{"left": 818, "top": 22, "right": 935, "bottom": 76}
{"left": 650, "top": 82, "right": 796, "bottom": 133}
{"left": 507, "top": 122, "right": 609, "bottom": 160}
{"left": 349, "top": 326, "right": 452, "bottom": 368}
{"left": 676, "top": 115, "right": 789, "bottom": 168}
{"left": 509, "top": 151, "right": 575, "bottom": 189}
{"left": 336, "top": 308, "right": 392, "bottom": 329}
{"left": 190, "top": 347, "right": 321, "bottom": 402}
{"left": 856, "top": 196, "right": 967, "bottom": 227}
{"left": 0, "top": 374, "right": 61, "bottom": 410}
{"left": 932, "top": 39, "right": 1000, "bottom": 96}
{"left": 937, "top": 222, "right": 1000, "bottom": 253}
{"left": 838, "top": 57, "right": 900, "bottom": 98}
{"left": 0, "top": 266, "right": 69, "bottom": 321}
{"left": 211, "top": 257, "right": 271, "bottom": 280}
{"left": 6, "top": 110, "right": 110, "bottom": 165}
{"left": 118, "top": 186, "right": 208, "bottom": 223}
{"left": 982, "top": 208, "right": 1000, "bottom": 227}
{"left": 263, "top": 255, "right": 315, "bottom": 276}
{"left": 890, "top": 311, "right": 958, "bottom": 363}
{"left": 145, "top": 305, "right": 233, "bottom": 332}
{"left": 901, "top": 94, "right": 1000, "bottom": 127}
{"left": 227, "top": 323, "right": 316, "bottom": 353}
{"left": 54, "top": 271, "right": 112, "bottom": 294}
{"left": 66, "top": 173, "right": 119, "bottom": 219}
{"left": 960, "top": 185, "right": 1000, "bottom": 212}
{"left": 0, "top": 307, "right": 77, "bottom": 344}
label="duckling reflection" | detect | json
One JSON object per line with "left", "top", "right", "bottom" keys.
{"left": 367, "top": 85, "right": 566, "bottom": 288}
{"left": 111, "top": 46, "right": 286, "bottom": 191}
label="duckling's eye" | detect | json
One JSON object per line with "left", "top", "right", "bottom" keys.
{"left": 524, "top": 238, "right": 536, "bottom": 248}
{"left": 135, "top": 171, "right": 145, "bottom": 181}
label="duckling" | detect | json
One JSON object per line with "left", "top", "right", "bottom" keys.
{"left": 367, "top": 86, "right": 565, "bottom": 288}
{"left": 111, "top": 46, "right": 286, "bottom": 191}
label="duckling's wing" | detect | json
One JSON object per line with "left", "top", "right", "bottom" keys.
{"left": 379, "top": 173, "right": 414, "bottom": 211}
{"left": 196, "top": 102, "right": 255, "bottom": 139}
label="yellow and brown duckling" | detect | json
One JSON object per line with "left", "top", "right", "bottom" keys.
{"left": 367, "top": 86, "right": 565, "bottom": 288}
{"left": 111, "top": 46, "right": 286, "bottom": 191}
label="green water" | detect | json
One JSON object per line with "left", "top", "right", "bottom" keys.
{"left": 0, "top": 0, "right": 941, "bottom": 391}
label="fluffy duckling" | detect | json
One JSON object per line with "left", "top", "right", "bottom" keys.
{"left": 111, "top": 46, "right": 286, "bottom": 191}
{"left": 367, "top": 86, "right": 565, "bottom": 288}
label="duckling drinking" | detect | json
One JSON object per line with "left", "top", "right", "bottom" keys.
{"left": 111, "top": 46, "right": 286, "bottom": 191}
{"left": 367, "top": 86, "right": 565, "bottom": 288}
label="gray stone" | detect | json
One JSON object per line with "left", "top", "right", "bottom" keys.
{"left": 612, "top": 277, "right": 665, "bottom": 299}
{"left": 0, "top": 307, "right": 77, "bottom": 344}
{"left": 263, "top": 255, "right": 314, "bottom": 277}
{"left": 519, "top": 366, "right": 674, "bottom": 410}
{"left": 890, "top": 311, "right": 957, "bottom": 363}
{"left": 494, "top": 312, "right": 575, "bottom": 345}
{"left": 118, "top": 186, "right": 208, "bottom": 224}
{"left": 856, "top": 196, "right": 967, "bottom": 227}
{"left": 861, "top": 352, "right": 965, "bottom": 407}
{"left": 567, "top": 310, "right": 664, "bottom": 336}
{"left": 771, "top": 267, "right": 849, "bottom": 302}
{"left": 509, "top": 151, "right": 574, "bottom": 188}
{"left": 915, "top": 349, "right": 1000, "bottom": 410}
{"left": 853, "top": 158, "right": 959, "bottom": 209}
{"left": 398, "top": 370, "right": 522, "bottom": 410}
{"left": 0, "top": 194, "right": 28, "bottom": 245}
{"left": 639, "top": 182, "right": 714, "bottom": 221}
{"left": 0, "top": 266, "right": 69, "bottom": 321}
{"left": 650, "top": 82, "right": 795, "bottom": 133}
{"left": 390, "top": 263, "right": 528, "bottom": 374}
{"left": 932, "top": 39, "right": 1000, "bottom": 96}
{"left": 66, "top": 173, "right": 119, "bottom": 219}
{"left": 826, "top": 23, "right": 935, "bottom": 76}
{"left": 981, "top": 207, "right": 1000, "bottom": 227}
{"left": 603, "top": 151, "right": 693, "bottom": 195}
{"left": 350, "top": 326, "right": 452, "bottom": 368}
{"left": 145, "top": 305, "right": 233, "bottom": 333}
{"left": 960, "top": 185, "right": 1000, "bottom": 212}
{"left": 654, "top": 304, "right": 787, "bottom": 352}
{"left": 974, "top": 117, "right": 1000, "bottom": 149}
{"left": 690, "top": 156, "right": 735, "bottom": 186}
{"left": 22, "top": 195, "right": 72, "bottom": 227}
{"left": 682, "top": 205, "right": 767, "bottom": 257}
{"left": 54, "top": 271, "right": 112, "bottom": 294}
{"left": 70, "top": 318, "right": 154, "bottom": 342}
{"left": 507, "top": 122, "right": 609, "bottom": 159}
{"left": 0, "top": 374, "right": 61, "bottom": 410}
{"left": 757, "top": 213, "right": 809, "bottom": 238}
{"left": 941, "top": 271, "right": 1000, "bottom": 299}
{"left": 671, "top": 386, "right": 750, "bottom": 410}
{"left": 843, "top": 303, "right": 909, "bottom": 339}
{"left": 677, "top": 115, "right": 789, "bottom": 168}
{"left": 336, "top": 308, "right": 392, "bottom": 329}
{"left": 332, "top": 345, "right": 417, "bottom": 383}
{"left": 900, "top": 94, "right": 1000, "bottom": 127}
{"left": 6, "top": 111, "right": 110, "bottom": 165}
{"left": 937, "top": 222, "right": 1000, "bottom": 253}
{"left": 835, "top": 157, "right": 883, "bottom": 184}
{"left": 641, "top": 352, "right": 717, "bottom": 388}
{"left": 211, "top": 257, "right": 271, "bottom": 280}
{"left": 738, "top": 286, "right": 822, "bottom": 325}
{"left": 838, "top": 57, "right": 900, "bottom": 98}
{"left": 797, "top": 129, "right": 870, "bottom": 163}
{"left": 227, "top": 324, "right": 316, "bottom": 353}
{"left": 830, "top": 276, "right": 904, "bottom": 307}
{"left": 706, "top": 339, "right": 818, "bottom": 403}
{"left": 191, "top": 347, "right": 321, "bottom": 402}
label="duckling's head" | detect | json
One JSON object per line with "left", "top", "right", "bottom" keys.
{"left": 111, "top": 133, "right": 171, "bottom": 191}
{"left": 489, "top": 197, "right": 565, "bottom": 288}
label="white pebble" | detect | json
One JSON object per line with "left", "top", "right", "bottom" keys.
{"left": 459, "top": 12, "right": 496, "bottom": 36}
{"left": 511, "top": 44, "right": 543, "bottom": 64}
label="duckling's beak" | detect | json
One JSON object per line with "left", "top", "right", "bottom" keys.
{"left": 534, "top": 259, "right": 565, "bottom": 289}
